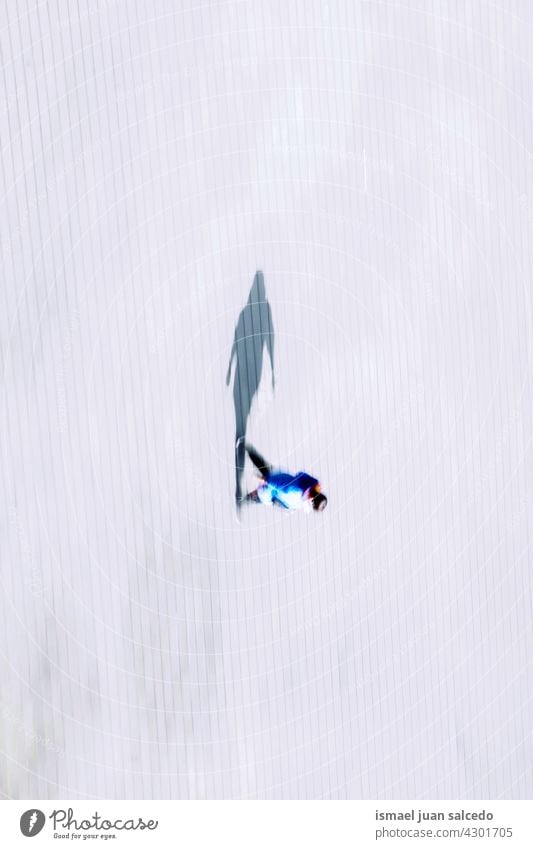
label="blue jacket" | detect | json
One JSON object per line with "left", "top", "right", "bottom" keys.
{"left": 257, "top": 471, "right": 319, "bottom": 510}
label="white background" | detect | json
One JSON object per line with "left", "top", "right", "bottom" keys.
{"left": 1, "top": 1, "right": 532, "bottom": 799}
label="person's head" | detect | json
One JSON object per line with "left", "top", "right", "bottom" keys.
{"left": 249, "top": 270, "right": 266, "bottom": 304}
{"left": 307, "top": 486, "right": 327, "bottom": 512}
{"left": 313, "top": 492, "right": 327, "bottom": 512}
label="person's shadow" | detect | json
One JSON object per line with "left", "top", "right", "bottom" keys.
{"left": 226, "top": 270, "right": 275, "bottom": 506}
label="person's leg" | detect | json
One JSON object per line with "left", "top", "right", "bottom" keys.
{"left": 244, "top": 489, "right": 260, "bottom": 503}
{"left": 235, "top": 431, "right": 247, "bottom": 504}
{"left": 246, "top": 444, "right": 272, "bottom": 478}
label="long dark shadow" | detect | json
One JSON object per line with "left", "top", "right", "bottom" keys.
{"left": 226, "top": 270, "right": 275, "bottom": 506}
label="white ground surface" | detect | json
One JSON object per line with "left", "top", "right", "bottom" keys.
{"left": 1, "top": 1, "right": 532, "bottom": 799}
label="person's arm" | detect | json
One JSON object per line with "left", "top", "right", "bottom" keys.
{"left": 265, "top": 305, "right": 275, "bottom": 391}
{"left": 258, "top": 483, "right": 274, "bottom": 505}
{"left": 226, "top": 338, "right": 236, "bottom": 386}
